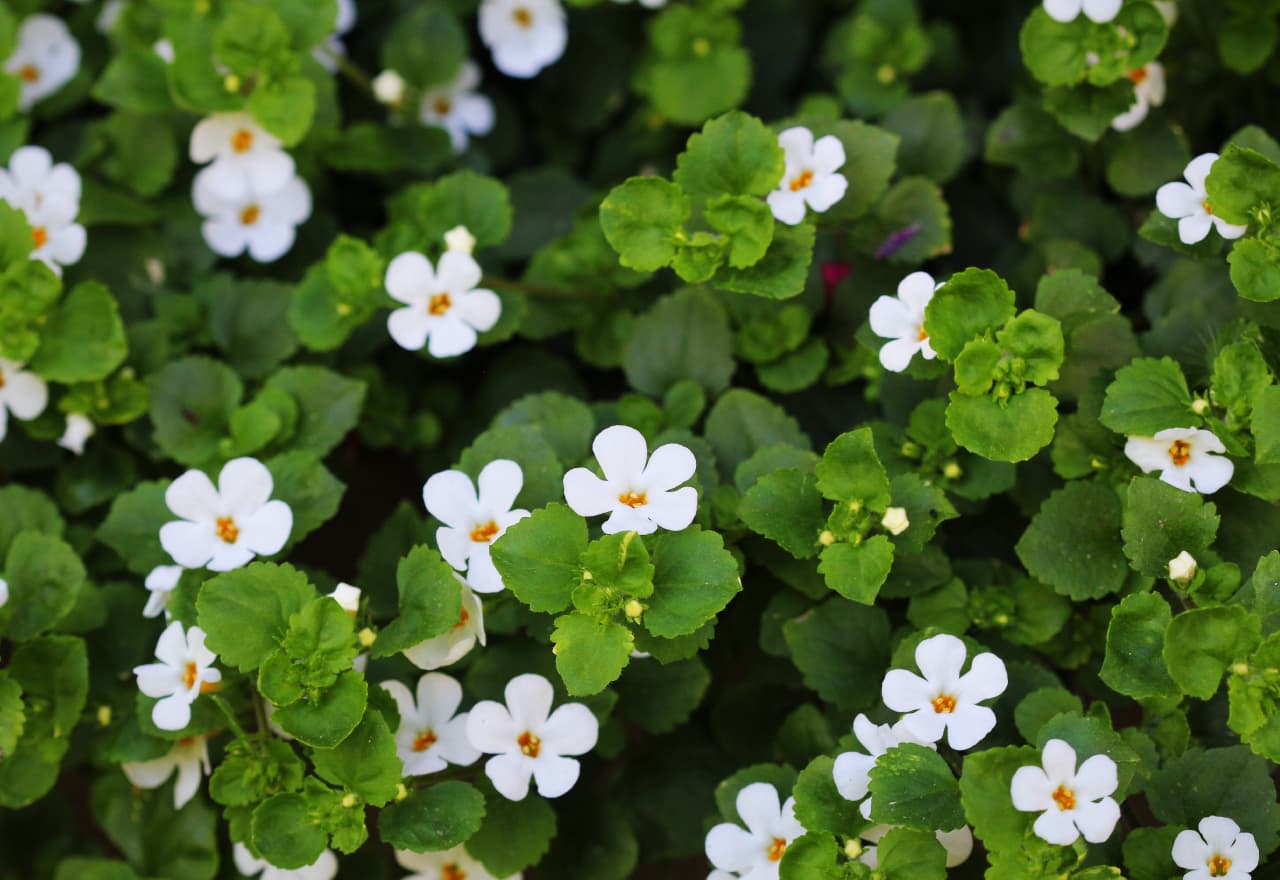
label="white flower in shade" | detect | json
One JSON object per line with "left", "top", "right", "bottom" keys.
{"left": 381, "top": 673, "right": 481, "bottom": 777}
{"left": 1125, "top": 428, "right": 1234, "bottom": 495}
{"left": 420, "top": 61, "right": 496, "bottom": 153}
{"left": 869, "top": 271, "right": 939, "bottom": 373}
{"left": 767, "top": 127, "right": 848, "bottom": 226}
{"left": 26, "top": 196, "right": 86, "bottom": 274}
{"left": 396, "top": 845, "right": 520, "bottom": 880}
{"left": 0, "top": 358, "right": 48, "bottom": 442}
{"left": 444, "top": 225, "right": 477, "bottom": 256}
{"left": 1172, "top": 816, "right": 1259, "bottom": 880}
{"left": 478, "top": 0, "right": 568, "bottom": 79}
{"left": 314, "top": 0, "right": 356, "bottom": 73}
{"left": 0, "top": 146, "right": 86, "bottom": 275}
{"left": 57, "top": 413, "right": 94, "bottom": 454}
{"left": 143, "top": 565, "right": 184, "bottom": 619}
{"left": 1112, "top": 62, "right": 1166, "bottom": 132}
{"left": 466, "top": 672, "right": 598, "bottom": 801}
{"left": 563, "top": 425, "right": 698, "bottom": 535}
{"left": 1011, "top": 739, "right": 1120, "bottom": 846}
{"left": 233, "top": 843, "right": 338, "bottom": 880}
{"left": 6, "top": 14, "right": 81, "bottom": 111}
{"left": 133, "top": 622, "right": 222, "bottom": 731}
{"left": 384, "top": 250, "right": 501, "bottom": 358}
{"left": 404, "top": 575, "right": 486, "bottom": 670}
{"left": 423, "top": 459, "right": 530, "bottom": 594}
{"left": 372, "top": 70, "right": 407, "bottom": 106}
{"left": 159, "top": 457, "right": 293, "bottom": 572}
{"left": 704, "top": 783, "right": 806, "bottom": 880}
{"left": 1042, "top": 0, "right": 1121, "bottom": 23}
{"left": 881, "top": 633, "right": 1008, "bottom": 750}
{"left": 0, "top": 578, "right": 8, "bottom": 608}
{"left": 1168, "top": 551, "right": 1198, "bottom": 584}
{"left": 189, "top": 113, "right": 296, "bottom": 201}
{"left": 857, "top": 825, "right": 973, "bottom": 870}
{"left": 1156, "top": 153, "right": 1249, "bottom": 245}
{"left": 833, "top": 714, "right": 934, "bottom": 820}
{"left": 329, "top": 583, "right": 361, "bottom": 617}
{"left": 193, "top": 167, "right": 312, "bottom": 263}
{"left": 121, "top": 735, "right": 210, "bottom": 809}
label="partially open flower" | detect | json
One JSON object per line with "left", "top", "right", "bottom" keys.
{"left": 444, "top": 225, "right": 477, "bottom": 255}
{"left": 1112, "top": 62, "right": 1166, "bottom": 132}
{"left": 563, "top": 425, "right": 698, "bottom": 535}
{"left": 479, "top": 0, "right": 568, "bottom": 79}
{"left": 57, "top": 413, "right": 94, "bottom": 455}
{"left": 0, "top": 358, "right": 49, "bottom": 443}
{"left": 420, "top": 62, "right": 496, "bottom": 153}
{"left": 1171, "top": 816, "right": 1259, "bottom": 880}
{"left": 767, "top": 127, "right": 848, "bottom": 226}
{"left": 189, "top": 113, "right": 296, "bottom": 202}
{"left": 5, "top": 14, "right": 81, "bottom": 111}
{"left": 704, "top": 782, "right": 806, "bottom": 880}
{"left": 382, "top": 673, "right": 481, "bottom": 777}
{"left": 881, "top": 507, "right": 909, "bottom": 536}
{"left": 133, "top": 622, "right": 222, "bottom": 731}
{"left": 1125, "top": 427, "right": 1234, "bottom": 495}
{"left": 373, "top": 70, "right": 407, "bottom": 106}
{"left": 143, "top": 564, "right": 184, "bottom": 619}
{"left": 193, "top": 167, "right": 312, "bottom": 263}
{"left": 385, "top": 250, "right": 502, "bottom": 358}
{"left": 233, "top": 843, "right": 338, "bottom": 880}
{"left": 1156, "top": 154, "right": 1248, "bottom": 245}
{"left": 1010, "top": 738, "right": 1120, "bottom": 846}
{"left": 122, "top": 734, "right": 210, "bottom": 809}
{"left": 881, "top": 633, "right": 1007, "bottom": 750}
{"left": 404, "top": 575, "right": 487, "bottom": 670}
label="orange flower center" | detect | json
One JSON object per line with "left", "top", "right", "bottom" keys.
{"left": 215, "top": 516, "right": 240, "bottom": 544}
{"left": 18, "top": 64, "right": 39, "bottom": 83}
{"left": 518, "top": 731, "right": 541, "bottom": 757}
{"left": 31, "top": 226, "right": 48, "bottom": 248}
{"left": 512, "top": 7, "right": 533, "bottom": 27}
{"left": 931, "top": 694, "right": 957, "bottom": 714}
{"left": 442, "top": 865, "right": 467, "bottom": 880}
{"left": 240, "top": 205, "right": 261, "bottom": 226}
{"left": 470, "top": 520, "right": 500, "bottom": 543}
{"left": 618, "top": 491, "right": 647, "bottom": 508}
{"left": 429, "top": 292, "right": 452, "bottom": 316}
{"left": 1168, "top": 439, "right": 1192, "bottom": 467}
{"left": 789, "top": 170, "right": 814, "bottom": 192}
{"left": 1208, "top": 855, "right": 1232, "bottom": 877}
{"left": 231, "top": 128, "right": 254, "bottom": 153}
{"left": 451, "top": 607, "right": 471, "bottom": 632}
{"left": 1051, "top": 785, "right": 1076, "bottom": 811}
{"left": 1203, "top": 200, "right": 1214, "bottom": 216}
{"left": 183, "top": 662, "right": 198, "bottom": 690}
{"left": 767, "top": 837, "right": 787, "bottom": 861}
{"left": 1127, "top": 67, "right": 1147, "bottom": 84}
{"left": 917, "top": 326, "right": 928, "bottom": 341}
{"left": 412, "top": 729, "right": 438, "bottom": 752}
{"left": 434, "top": 97, "right": 453, "bottom": 116}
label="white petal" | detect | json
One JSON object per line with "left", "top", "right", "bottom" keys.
{"left": 1041, "top": 738, "right": 1078, "bottom": 782}
{"left": 878, "top": 337, "right": 923, "bottom": 373}
{"left": 915, "top": 634, "right": 966, "bottom": 686}
{"left": 1075, "top": 797, "right": 1120, "bottom": 843}
{"left": 1010, "top": 765, "right": 1054, "bottom": 812}
{"left": 1, "top": 369, "right": 48, "bottom": 420}
{"left": 1033, "top": 807, "right": 1081, "bottom": 845}
{"left": 1125, "top": 436, "right": 1175, "bottom": 474}
{"left": 811, "top": 136, "right": 846, "bottom": 175}
{"left": 1043, "top": 0, "right": 1083, "bottom": 22}
{"left": 942, "top": 703, "right": 996, "bottom": 751}
{"left": 152, "top": 693, "right": 193, "bottom": 731}
{"left": 425, "top": 317, "right": 479, "bottom": 358}
{"left": 505, "top": 673, "right": 554, "bottom": 730}
{"left": 1171, "top": 829, "right": 1211, "bottom": 870}
{"left": 1184, "top": 153, "right": 1219, "bottom": 192}
{"left": 531, "top": 753, "right": 581, "bottom": 798}
{"left": 706, "top": 823, "right": 763, "bottom": 872}
{"left": 246, "top": 224, "right": 296, "bottom": 263}
{"left": 1155, "top": 181, "right": 1202, "bottom": 220}
{"left": 736, "top": 782, "right": 782, "bottom": 838}
{"left": 424, "top": 469, "right": 481, "bottom": 530}
{"left": 539, "top": 703, "right": 598, "bottom": 756}
{"left": 1082, "top": 0, "right": 1122, "bottom": 22}
{"left": 8, "top": 146, "right": 53, "bottom": 187}
{"left": 777, "top": 127, "right": 815, "bottom": 164}
{"left": 1178, "top": 213, "right": 1213, "bottom": 245}
{"left": 803, "top": 174, "right": 847, "bottom": 213}
{"left": 245, "top": 150, "right": 297, "bottom": 199}
{"left": 207, "top": 542, "right": 255, "bottom": 572}
{"left": 201, "top": 218, "right": 250, "bottom": 257}
{"left": 159, "top": 521, "right": 216, "bottom": 570}
{"left": 477, "top": 459, "right": 524, "bottom": 515}
{"left": 386, "top": 252, "right": 434, "bottom": 305}
{"left": 218, "top": 457, "right": 273, "bottom": 517}
{"left": 417, "top": 672, "right": 464, "bottom": 723}
{"left": 563, "top": 468, "right": 616, "bottom": 517}
{"left": 455, "top": 289, "right": 502, "bottom": 333}
{"left": 165, "top": 469, "right": 220, "bottom": 521}
{"left": 380, "top": 679, "right": 417, "bottom": 723}
{"left": 938, "top": 826, "right": 973, "bottom": 867}
{"left": 832, "top": 751, "right": 875, "bottom": 802}
{"left": 602, "top": 505, "right": 658, "bottom": 536}
{"left": 593, "top": 424, "right": 648, "bottom": 486}
{"left": 437, "top": 526, "right": 473, "bottom": 574}
{"left": 644, "top": 486, "right": 698, "bottom": 532}
{"left": 956, "top": 652, "right": 1008, "bottom": 703}
{"left": 173, "top": 752, "right": 204, "bottom": 808}
{"left": 1214, "top": 217, "right": 1249, "bottom": 240}
{"left": 465, "top": 545, "right": 505, "bottom": 594}
{"left": 456, "top": 94, "right": 496, "bottom": 136}
{"left": 767, "top": 190, "right": 806, "bottom": 226}
{"left": 1199, "top": 816, "right": 1242, "bottom": 852}
{"left": 1073, "top": 754, "right": 1118, "bottom": 800}
{"left": 881, "top": 668, "right": 932, "bottom": 713}
{"left": 642, "top": 443, "right": 697, "bottom": 493}
{"left": 388, "top": 306, "right": 432, "bottom": 351}
{"left": 121, "top": 755, "right": 176, "bottom": 790}
{"left": 1230, "top": 831, "right": 1260, "bottom": 872}
{"left": 437, "top": 250, "right": 484, "bottom": 294}
{"left": 466, "top": 700, "right": 518, "bottom": 754}
{"left": 484, "top": 752, "right": 534, "bottom": 800}
{"left": 868, "top": 296, "right": 919, "bottom": 341}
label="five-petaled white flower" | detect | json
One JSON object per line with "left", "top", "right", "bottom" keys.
{"left": 1172, "top": 816, "right": 1259, "bottom": 880}
{"left": 189, "top": 113, "right": 296, "bottom": 202}
{"left": 767, "top": 127, "right": 848, "bottom": 226}
{"left": 143, "top": 564, "right": 184, "bottom": 619}
{"left": 0, "top": 358, "right": 48, "bottom": 443}
{"left": 466, "top": 672, "right": 599, "bottom": 801}
{"left": 1112, "top": 62, "right": 1166, "bottom": 132}
{"left": 381, "top": 673, "right": 481, "bottom": 777}
{"left": 881, "top": 633, "right": 1008, "bottom": 750}
{"left": 385, "top": 250, "right": 502, "bottom": 358}
{"left": 423, "top": 459, "right": 530, "bottom": 594}
{"left": 1011, "top": 738, "right": 1120, "bottom": 846}
{"left": 833, "top": 714, "right": 935, "bottom": 820}
{"left": 869, "top": 271, "right": 940, "bottom": 373}
{"left": 1125, "top": 427, "right": 1234, "bottom": 495}
{"left": 396, "top": 845, "right": 520, "bottom": 880}
{"left": 1156, "top": 153, "right": 1248, "bottom": 245}
{"left": 233, "top": 843, "right": 338, "bottom": 880}
{"left": 121, "top": 734, "right": 211, "bottom": 809}
{"left": 478, "top": 0, "right": 568, "bottom": 79}
{"left": 159, "top": 457, "right": 293, "bottom": 572}
{"left": 563, "top": 425, "right": 698, "bottom": 535}
{"left": 704, "top": 782, "right": 806, "bottom": 880}
{"left": 0, "top": 145, "right": 85, "bottom": 274}
{"left": 193, "top": 168, "right": 312, "bottom": 263}
{"left": 420, "top": 61, "right": 496, "bottom": 153}
{"left": 404, "top": 575, "right": 487, "bottom": 671}
{"left": 133, "top": 622, "right": 222, "bottom": 731}
{"left": 857, "top": 825, "right": 973, "bottom": 870}
{"left": 6, "top": 14, "right": 81, "bottom": 111}
{"left": 1043, "top": 0, "right": 1121, "bottom": 23}
{"left": 57, "top": 413, "right": 94, "bottom": 455}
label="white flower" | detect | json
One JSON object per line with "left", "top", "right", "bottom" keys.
{"left": 1042, "top": 0, "right": 1121, "bottom": 24}
{"left": 57, "top": 413, "right": 94, "bottom": 455}
{"left": 423, "top": 459, "right": 530, "bottom": 594}
{"left": 381, "top": 673, "right": 481, "bottom": 777}
{"left": 233, "top": 843, "right": 338, "bottom": 880}
{"left": 192, "top": 166, "right": 312, "bottom": 263}
{"left": 329, "top": 583, "right": 361, "bottom": 616}
{"left": 1112, "top": 62, "right": 1166, "bottom": 132}
{"left": 1168, "top": 551, "right": 1198, "bottom": 585}
{"left": 1011, "top": 738, "right": 1120, "bottom": 846}
{"left": 0, "top": 358, "right": 48, "bottom": 442}
{"left": 881, "top": 507, "right": 909, "bottom": 536}
{"left": 563, "top": 425, "right": 698, "bottom": 535}
{"left": 143, "top": 565, "right": 184, "bottom": 619}
{"left": 159, "top": 457, "right": 293, "bottom": 572}
{"left": 766, "top": 127, "right": 848, "bottom": 226}
{"left": 385, "top": 250, "right": 501, "bottom": 358}
{"left": 1172, "top": 816, "right": 1259, "bottom": 880}
{"left": 133, "top": 622, "right": 222, "bottom": 731}
{"left": 857, "top": 825, "right": 973, "bottom": 869}
{"left": 1125, "top": 428, "right": 1234, "bottom": 495}
{"left": 121, "top": 735, "right": 210, "bottom": 809}
{"left": 372, "top": 70, "right": 407, "bottom": 106}
{"left": 0, "top": 145, "right": 86, "bottom": 275}
{"left": 704, "top": 783, "right": 806, "bottom": 880}
{"left": 396, "top": 845, "right": 520, "bottom": 880}
{"left": 404, "top": 575, "right": 486, "bottom": 670}
{"left": 0, "top": 578, "right": 8, "bottom": 609}
{"left": 881, "top": 633, "right": 1008, "bottom": 750}
{"left": 420, "top": 62, "right": 496, "bottom": 153}
{"left": 444, "top": 225, "right": 477, "bottom": 256}
{"left": 6, "top": 14, "right": 81, "bottom": 111}
{"left": 869, "top": 271, "right": 939, "bottom": 373}
{"left": 189, "top": 113, "right": 296, "bottom": 201}
{"left": 466, "top": 672, "right": 598, "bottom": 800}
{"left": 833, "top": 714, "right": 935, "bottom": 820}
{"left": 1156, "top": 153, "right": 1248, "bottom": 245}
{"left": 478, "top": 0, "right": 567, "bottom": 79}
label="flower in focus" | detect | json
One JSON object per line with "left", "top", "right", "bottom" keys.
{"left": 159, "top": 456, "right": 293, "bottom": 572}
{"left": 857, "top": 825, "right": 973, "bottom": 870}
{"left": 466, "top": 672, "right": 599, "bottom": 800}
{"left": 396, "top": 845, "right": 520, "bottom": 880}
{"left": 1112, "top": 62, "right": 1166, "bottom": 132}
{"left": 0, "top": 145, "right": 86, "bottom": 275}
{"left": 1010, "top": 738, "right": 1120, "bottom": 846}
{"left": 385, "top": 250, "right": 502, "bottom": 357}
{"left": 1042, "top": 0, "right": 1121, "bottom": 23}
{"left": 881, "top": 633, "right": 1008, "bottom": 750}
{"left": 704, "top": 782, "right": 806, "bottom": 880}
{"left": 423, "top": 459, "right": 530, "bottom": 594}
{"left": 1124, "top": 427, "right": 1234, "bottom": 495}
{"left": 381, "top": 673, "right": 481, "bottom": 777}
{"left": 767, "top": 127, "right": 848, "bottom": 226}
{"left": 563, "top": 424, "right": 698, "bottom": 535}
{"left": 233, "top": 843, "right": 338, "bottom": 880}
{"left": 5, "top": 14, "right": 81, "bottom": 111}
{"left": 833, "top": 714, "right": 934, "bottom": 820}
{"left": 189, "top": 113, "right": 296, "bottom": 202}
{"left": 0, "top": 358, "right": 49, "bottom": 442}
{"left": 193, "top": 168, "right": 312, "bottom": 263}
{"left": 869, "top": 271, "right": 939, "bottom": 373}
{"left": 478, "top": 0, "right": 568, "bottom": 79}
{"left": 1156, "top": 153, "right": 1248, "bottom": 245}
{"left": 143, "top": 564, "right": 184, "bottom": 619}
{"left": 121, "top": 735, "right": 210, "bottom": 809}
{"left": 57, "top": 412, "right": 94, "bottom": 455}
{"left": 420, "top": 61, "right": 496, "bottom": 152}
{"left": 404, "top": 575, "right": 487, "bottom": 670}
{"left": 1171, "top": 816, "right": 1259, "bottom": 880}
{"left": 133, "top": 622, "right": 222, "bottom": 731}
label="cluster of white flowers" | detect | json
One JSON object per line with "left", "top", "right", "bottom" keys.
{"left": 868, "top": 271, "right": 941, "bottom": 373}
{"left": 5, "top": 14, "right": 80, "bottom": 111}
{"left": 189, "top": 113, "right": 312, "bottom": 263}
{"left": 0, "top": 145, "right": 86, "bottom": 275}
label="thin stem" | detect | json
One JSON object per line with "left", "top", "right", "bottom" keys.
{"left": 319, "top": 45, "right": 377, "bottom": 101}
{"left": 212, "top": 695, "right": 256, "bottom": 751}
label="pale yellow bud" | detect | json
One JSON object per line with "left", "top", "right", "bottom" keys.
{"left": 624, "top": 599, "right": 644, "bottom": 621}
{"left": 818, "top": 529, "right": 836, "bottom": 546}
{"left": 358, "top": 627, "right": 377, "bottom": 648}
{"left": 97, "top": 705, "right": 112, "bottom": 727}
{"left": 372, "top": 70, "right": 407, "bottom": 106}
{"left": 444, "top": 225, "right": 476, "bottom": 256}
{"left": 881, "top": 507, "right": 910, "bottom": 536}
{"left": 1167, "top": 551, "right": 1197, "bottom": 585}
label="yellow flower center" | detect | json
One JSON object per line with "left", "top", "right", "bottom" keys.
{"left": 231, "top": 128, "right": 254, "bottom": 153}
{"left": 215, "top": 516, "right": 240, "bottom": 544}
{"left": 183, "top": 662, "right": 198, "bottom": 690}
{"left": 240, "top": 205, "right": 261, "bottom": 226}
{"left": 434, "top": 97, "right": 453, "bottom": 116}
{"left": 512, "top": 7, "right": 533, "bottom": 27}
{"left": 429, "top": 292, "right": 452, "bottom": 316}
{"left": 931, "top": 694, "right": 957, "bottom": 714}
{"left": 1051, "top": 784, "right": 1076, "bottom": 811}
{"left": 470, "top": 520, "right": 500, "bottom": 543}
{"left": 789, "top": 170, "right": 814, "bottom": 192}
{"left": 412, "top": 729, "right": 438, "bottom": 752}
{"left": 451, "top": 606, "right": 471, "bottom": 632}
{"left": 1168, "top": 439, "right": 1192, "bottom": 467}
{"left": 18, "top": 63, "right": 39, "bottom": 83}
{"left": 518, "top": 731, "right": 541, "bottom": 757}
{"left": 31, "top": 226, "right": 48, "bottom": 248}
{"left": 917, "top": 326, "right": 928, "bottom": 341}
{"left": 1127, "top": 67, "right": 1147, "bottom": 84}
{"left": 767, "top": 837, "right": 787, "bottom": 861}
{"left": 618, "top": 491, "right": 647, "bottom": 508}
{"left": 1203, "top": 201, "right": 1214, "bottom": 216}
{"left": 1208, "top": 855, "right": 1232, "bottom": 877}
{"left": 442, "top": 865, "right": 467, "bottom": 880}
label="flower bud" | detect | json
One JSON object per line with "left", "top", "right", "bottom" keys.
{"left": 881, "top": 506, "right": 910, "bottom": 536}
{"left": 1191, "top": 397, "right": 1210, "bottom": 415}
{"left": 444, "top": 225, "right": 476, "bottom": 256}
{"left": 1167, "top": 550, "right": 1197, "bottom": 584}
{"left": 358, "top": 627, "right": 377, "bottom": 648}
{"left": 372, "top": 70, "right": 407, "bottom": 106}
{"left": 818, "top": 529, "right": 836, "bottom": 546}
{"left": 942, "top": 461, "right": 962, "bottom": 479}
{"left": 624, "top": 599, "right": 644, "bottom": 621}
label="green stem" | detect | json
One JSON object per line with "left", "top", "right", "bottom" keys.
{"left": 318, "top": 46, "right": 378, "bottom": 102}
{"left": 212, "top": 695, "right": 256, "bottom": 751}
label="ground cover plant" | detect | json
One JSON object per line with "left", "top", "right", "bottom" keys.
{"left": 4, "top": 0, "right": 1280, "bottom": 877}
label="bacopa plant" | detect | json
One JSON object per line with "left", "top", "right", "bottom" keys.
{"left": 5, "top": 0, "right": 1280, "bottom": 878}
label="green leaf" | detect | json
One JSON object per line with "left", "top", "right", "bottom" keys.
{"left": 491, "top": 504, "right": 588, "bottom": 614}
{"left": 783, "top": 597, "right": 890, "bottom": 710}
{"left": 1100, "top": 592, "right": 1180, "bottom": 701}
{"left": 2, "top": 532, "right": 85, "bottom": 642}
{"left": 1044, "top": 81, "right": 1134, "bottom": 142}
{"left": 0, "top": 671, "right": 23, "bottom": 760}
{"left": 380, "top": 2, "right": 466, "bottom": 87}
{"left": 551, "top": 613, "right": 634, "bottom": 696}
{"left": 96, "top": 481, "right": 170, "bottom": 575}
{"left": 1017, "top": 481, "right": 1128, "bottom": 599}
{"left": 739, "top": 469, "right": 825, "bottom": 559}
{"left": 53, "top": 858, "right": 141, "bottom": 880}
{"left": 494, "top": 392, "right": 596, "bottom": 466}
{"left": 645, "top": 527, "right": 741, "bottom": 638}
{"left": 263, "top": 367, "right": 366, "bottom": 458}
{"left": 264, "top": 451, "right": 345, "bottom": 544}
{"left": 599, "top": 177, "right": 690, "bottom": 273}
{"left": 207, "top": 279, "right": 299, "bottom": 380}
{"left": 30, "top": 282, "right": 127, "bottom": 383}
{"left": 623, "top": 288, "right": 735, "bottom": 397}
{"left": 1228, "top": 238, "right": 1280, "bottom": 303}
{"left": 819, "top": 537, "right": 895, "bottom": 605}
{"left": 923, "top": 268, "right": 1016, "bottom": 361}
{"left": 1146, "top": 746, "right": 1280, "bottom": 854}
{"left": 1212, "top": 340, "right": 1272, "bottom": 426}
{"left": 465, "top": 782, "right": 557, "bottom": 876}
{"left": 1014, "top": 688, "right": 1084, "bottom": 742}
{"left": 958, "top": 745, "right": 1039, "bottom": 853}
{"left": 816, "top": 427, "right": 891, "bottom": 506}
{"left": 386, "top": 171, "right": 512, "bottom": 252}
{"left": 881, "top": 92, "right": 967, "bottom": 184}
{"left": 311, "top": 709, "right": 402, "bottom": 807}
{"left": 868, "top": 743, "right": 964, "bottom": 832}
{"left": 251, "top": 793, "right": 328, "bottom": 871}
{"left": 196, "top": 563, "right": 315, "bottom": 672}
{"left": 875, "top": 827, "right": 947, "bottom": 880}
{"left": 1164, "top": 606, "right": 1261, "bottom": 700}
{"left": 0, "top": 636, "right": 87, "bottom": 807}
{"left": 1253, "top": 551, "right": 1280, "bottom": 635}
{"left": 638, "top": 7, "right": 751, "bottom": 126}
{"left": 1121, "top": 477, "right": 1221, "bottom": 577}
{"left": 705, "top": 389, "right": 810, "bottom": 478}
{"left": 1205, "top": 144, "right": 1280, "bottom": 227}
{"left": 278, "top": 598, "right": 359, "bottom": 690}
{"left": 1018, "top": 9, "right": 1090, "bottom": 86}
{"left": 0, "top": 486, "right": 62, "bottom": 562}
{"left": 381, "top": 781, "right": 487, "bottom": 852}
{"left": 945, "top": 388, "right": 1059, "bottom": 463}
{"left": 792, "top": 755, "right": 867, "bottom": 838}
{"left": 91, "top": 49, "right": 175, "bottom": 113}
{"left": 372, "top": 545, "right": 464, "bottom": 658}
{"left": 272, "top": 669, "right": 368, "bottom": 748}
{"left": 674, "top": 111, "right": 784, "bottom": 201}
{"left": 1100, "top": 356, "right": 1194, "bottom": 436}
{"left": 706, "top": 194, "right": 775, "bottom": 268}
{"left": 615, "top": 657, "right": 711, "bottom": 734}
{"left": 148, "top": 357, "right": 242, "bottom": 468}
{"left": 713, "top": 222, "right": 815, "bottom": 301}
